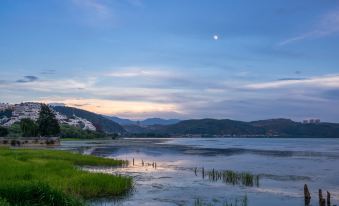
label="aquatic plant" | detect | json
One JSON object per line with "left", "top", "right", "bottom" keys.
{"left": 194, "top": 195, "right": 248, "bottom": 206}
{"left": 199, "top": 169, "right": 259, "bottom": 187}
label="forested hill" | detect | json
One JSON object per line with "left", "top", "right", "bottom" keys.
{"left": 52, "top": 106, "right": 125, "bottom": 134}
{"left": 156, "top": 118, "right": 339, "bottom": 138}
{"left": 250, "top": 119, "right": 339, "bottom": 137}
{"left": 160, "top": 119, "right": 265, "bottom": 135}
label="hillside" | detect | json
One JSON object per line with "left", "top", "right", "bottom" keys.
{"left": 141, "top": 118, "right": 181, "bottom": 126}
{"left": 52, "top": 106, "right": 125, "bottom": 134}
{"left": 160, "top": 119, "right": 265, "bottom": 136}
{"left": 250, "top": 119, "right": 339, "bottom": 137}
{"left": 154, "top": 118, "right": 339, "bottom": 138}
{"left": 105, "top": 116, "right": 135, "bottom": 125}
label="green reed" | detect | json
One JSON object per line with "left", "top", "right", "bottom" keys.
{"left": 194, "top": 195, "right": 248, "bottom": 206}
{"left": 200, "top": 169, "right": 259, "bottom": 187}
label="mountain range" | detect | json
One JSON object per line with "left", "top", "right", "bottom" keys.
{"left": 2, "top": 103, "right": 339, "bottom": 138}
{"left": 124, "top": 118, "right": 339, "bottom": 138}
{"left": 104, "top": 116, "right": 181, "bottom": 126}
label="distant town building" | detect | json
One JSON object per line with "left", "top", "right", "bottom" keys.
{"left": 303, "top": 119, "right": 320, "bottom": 124}
{"left": 0, "top": 103, "right": 13, "bottom": 111}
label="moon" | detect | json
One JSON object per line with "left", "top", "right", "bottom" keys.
{"left": 213, "top": 35, "right": 219, "bottom": 40}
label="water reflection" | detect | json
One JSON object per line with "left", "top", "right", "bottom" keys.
{"left": 60, "top": 138, "right": 339, "bottom": 206}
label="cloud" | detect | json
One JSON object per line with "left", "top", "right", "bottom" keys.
{"left": 279, "top": 9, "right": 339, "bottom": 46}
{"left": 106, "top": 67, "right": 175, "bottom": 78}
{"left": 0, "top": 77, "right": 96, "bottom": 93}
{"left": 276, "top": 77, "right": 307, "bottom": 81}
{"left": 72, "top": 0, "right": 111, "bottom": 19}
{"left": 2, "top": 67, "right": 339, "bottom": 121}
{"left": 41, "top": 98, "right": 180, "bottom": 117}
{"left": 245, "top": 74, "right": 339, "bottom": 89}
{"left": 16, "top": 76, "right": 39, "bottom": 83}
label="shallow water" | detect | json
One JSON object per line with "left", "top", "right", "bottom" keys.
{"left": 61, "top": 138, "right": 339, "bottom": 206}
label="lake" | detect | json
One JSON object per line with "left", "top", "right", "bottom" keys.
{"left": 60, "top": 138, "right": 339, "bottom": 206}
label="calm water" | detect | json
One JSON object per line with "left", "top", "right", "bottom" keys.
{"left": 61, "top": 138, "right": 339, "bottom": 206}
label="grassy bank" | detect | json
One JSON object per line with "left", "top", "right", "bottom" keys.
{"left": 0, "top": 148, "right": 132, "bottom": 206}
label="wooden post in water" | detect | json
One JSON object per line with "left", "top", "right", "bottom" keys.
{"left": 327, "top": 191, "right": 330, "bottom": 206}
{"left": 304, "top": 184, "right": 311, "bottom": 206}
{"left": 142, "top": 160, "right": 144, "bottom": 166}
{"left": 319, "top": 189, "right": 326, "bottom": 206}
{"left": 133, "top": 158, "right": 134, "bottom": 166}
{"left": 202, "top": 167, "right": 205, "bottom": 179}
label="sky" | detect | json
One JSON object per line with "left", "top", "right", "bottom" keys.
{"left": 1, "top": 0, "right": 339, "bottom": 122}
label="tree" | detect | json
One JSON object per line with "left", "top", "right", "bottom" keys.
{"left": 37, "top": 104, "right": 60, "bottom": 137}
{"left": 20, "top": 118, "right": 38, "bottom": 137}
{"left": 0, "top": 126, "right": 8, "bottom": 137}
{"left": 8, "top": 123, "right": 22, "bottom": 137}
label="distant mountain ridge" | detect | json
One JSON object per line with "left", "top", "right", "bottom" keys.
{"left": 141, "top": 118, "right": 181, "bottom": 126}
{"left": 105, "top": 116, "right": 181, "bottom": 126}
{"left": 160, "top": 118, "right": 265, "bottom": 135}
{"left": 123, "top": 118, "right": 339, "bottom": 138}
{"left": 152, "top": 118, "right": 339, "bottom": 138}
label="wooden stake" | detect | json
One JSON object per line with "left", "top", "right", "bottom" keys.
{"left": 319, "top": 189, "right": 325, "bottom": 206}
{"left": 202, "top": 167, "right": 205, "bottom": 179}
{"left": 304, "top": 184, "right": 311, "bottom": 206}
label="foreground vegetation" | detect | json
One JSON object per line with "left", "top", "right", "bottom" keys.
{"left": 0, "top": 148, "right": 132, "bottom": 206}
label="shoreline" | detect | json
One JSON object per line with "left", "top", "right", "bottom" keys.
{"left": 60, "top": 138, "right": 339, "bottom": 159}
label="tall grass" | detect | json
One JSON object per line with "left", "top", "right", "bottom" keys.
{"left": 0, "top": 148, "right": 132, "bottom": 205}
{"left": 0, "top": 197, "right": 10, "bottom": 206}
{"left": 205, "top": 169, "right": 259, "bottom": 187}
{"left": 194, "top": 195, "right": 248, "bottom": 206}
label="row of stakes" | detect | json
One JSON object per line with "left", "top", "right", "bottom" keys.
{"left": 131, "top": 158, "right": 157, "bottom": 169}
{"left": 304, "top": 184, "right": 336, "bottom": 206}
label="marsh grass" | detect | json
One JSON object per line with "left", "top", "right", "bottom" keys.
{"left": 194, "top": 195, "right": 248, "bottom": 206}
{"left": 0, "top": 197, "right": 10, "bottom": 206}
{"left": 205, "top": 169, "right": 259, "bottom": 187}
{"left": 0, "top": 148, "right": 132, "bottom": 205}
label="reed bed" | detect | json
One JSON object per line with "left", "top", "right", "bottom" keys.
{"left": 194, "top": 195, "right": 248, "bottom": 206}
{"left": 196, "top": 168, "right": 259, "bottom": 187}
